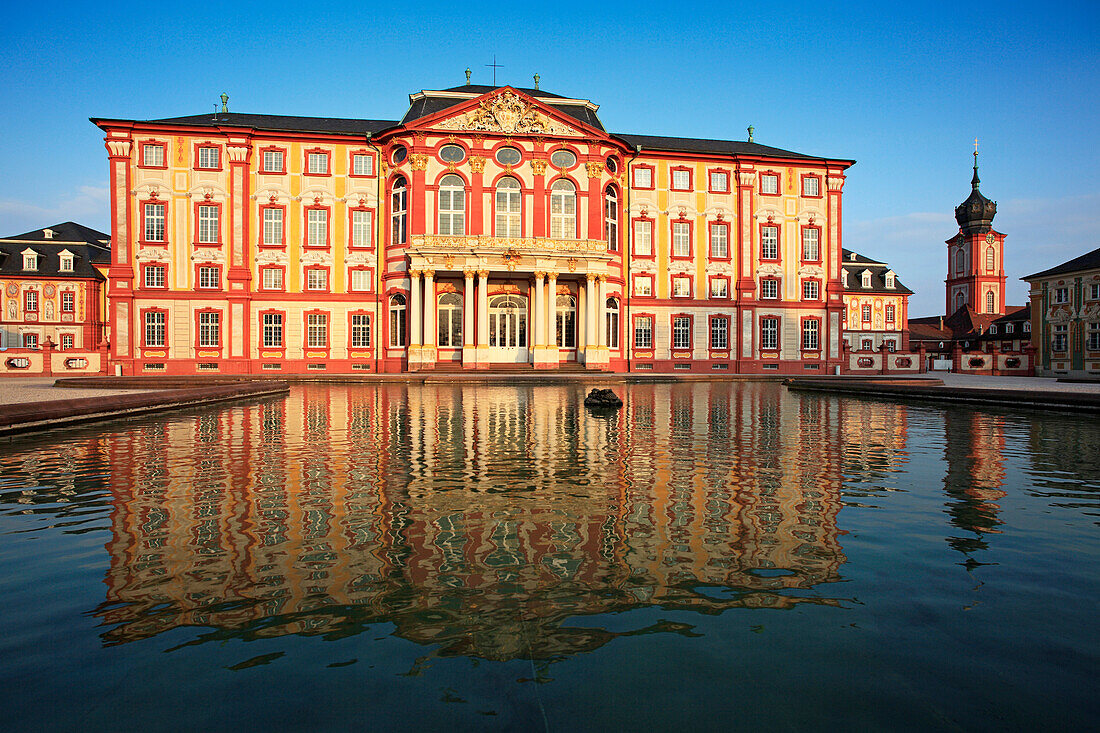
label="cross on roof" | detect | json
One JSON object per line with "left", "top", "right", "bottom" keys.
{"left": 485, "top": 55, "right": 503, "bottom": 86}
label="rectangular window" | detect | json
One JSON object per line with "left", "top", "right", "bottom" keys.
{"left": 23, "top": 333, "right": 38, "bottom": 349}
{"left": 761, "top": 226, "right": 778, "bottom": 259}
{"left": 672, "top": 316, "right": 692, "bottom": 350}
{"left": 351, "top": 210, "right": 373, "bottom": 247}
{"left": 634, "top": 220, "right": 653, "bottom": 256}
{"left": 802, "top": 320, "right": 820, "bottom": 350}
{"left": 24, "top": 290, "right": 38, "bottom": 312}
{"left": 633, "top": 167, "right": 652, "bottom": 188}
{"left": 709, "top": 171, "right": 728, "bottom": 192}
{"left": 761, "top": 317, "right": 779, "bottom": 350}
{"left": 197, "top": 266, "right": 219, "bottom": 289}
{"left": 262, "top": 268, "right": 283, "bottom": 291}
{"left": 760, "top": 279, "right": 778, "bottom": 299}
{"left": 61, "top": 291, "right": 75, "bottom": 313}
{"left": 144, "top": 311, "right": 166, "bottom": 347}
{"left": 634, "top": 316, "right": 653, "bottom": 348}
{"left": 198, "top": 312, "right": 220, "bottom": 347}
{"left": 862, "top": 338, "right": 874, "bottom": 351}
{"left": 709, "top": 223, "right": 728, "bottom": 259}
{"left": 802, "top": 176, "right": 820, "bottom": 197}
{"left": 197, "top": 146, "right": 219, "bottom": 169}
{"left": 307, "top": 152, "right": 329, "bottom": 175}
{"left": 306, "top": 269, "right": 328, "bottom": 291}
{"left": 59, "top": 255, "right": 73, "bottom": 272}
{"left": 197, "top": 205, "right": 219, "bottom": 243}
{"left": 710, "top": 318, "right": 729, "bottom": 350}
{"left": 710, "top": 278, "right": 728, "bottom": 299}
{"left": 61, "top": 334, "right": 74, "bottom": 350}
{"left": 802, "top": 280, "right": 819, "bottom": 300}
{"left": 23, "top": 254, "right": 36, "bottom": 270}
{"left": 144, "top": 203, "right": 166, "bottom": 242}
{"left": 633, "top": 276, "right": 652, "bottom": 297}
{"left": 307, "top": 313, "right": 328, "bottom": 348}
{"left": 350, "top": 269, "right": 372, "bottom": 292}
{"left": 885, "top": 339, "right": 897, "bottom": 352}
{"left": 307, "top": 209, "right": 328, "bottom": 247}
{"left": 351, "top": 314, "right": 372, "bottom": 348}
{"left": 886, "top": 304, "right": 896, "bottom": 323}
{"left": 801, "top": 228, "right": 819, "bottom": 260}
{"left": 352, "top": 154, "right": 373, "bottom": 176}
{"left": 1088, "top": 323, "right": 1100, "bottom": 351}
{"left": 1090, "top": 283, "right": 1100, "bottom": 301}
{"left": 262, "top": 208, "right": 284, "bottom": 246}
{"left": 1052, "top": 324, "right": 1068, "bottom": 352}
{"left": 671, "top": 169, "right": 691, "bottom": 191}
{"left": 142, "top": 143, "right": 165, "bottom": 168}
{"left": 144, "top": 265, "right": 166, "bottom": 288}
{"left": 1054, "top": 287, "right": 1069, "bottom": 304}
{"left": 862, "top": 304, "right": 872, "bottom": 321}
{"left": 760, "top": 173, "right": 779, "bottom": 195}
{"left": 262, "top": 149, "right": 284, "bottom": 173}
{"left": 672, "top": 276, "right": 691, "bottom": 298}
{"left": 672, "top": 222, "right": 691, "bottom": 257}
{"left": 263, "top": 313, "right": 284, "bottom": 348}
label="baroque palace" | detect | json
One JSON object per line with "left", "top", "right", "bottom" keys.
{"left": 92, "top": 80, "right": 854, "bottom": 374}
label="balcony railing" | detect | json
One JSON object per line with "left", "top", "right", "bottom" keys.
{"left": 410, "top": 235, "right": 610, "bottom": 255}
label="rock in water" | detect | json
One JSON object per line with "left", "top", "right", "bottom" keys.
{"left": 584, "top": 388, "right": 623, "bottom": 408}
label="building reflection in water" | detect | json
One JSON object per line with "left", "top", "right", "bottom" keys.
{"left": 96, "top": 384, "right": 849, "bottom": 660}
{"left": 942, "top": 411, "right": 1007, "bottom": 558}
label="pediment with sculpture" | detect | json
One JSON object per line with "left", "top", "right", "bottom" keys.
{"left": 433, "top": 91, "right": 583, "bottom": 137}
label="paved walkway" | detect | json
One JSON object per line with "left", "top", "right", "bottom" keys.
{"left": 911, "top": 373, "right": 1100, "bottom": 393}
{"left": 0, "top": 378, "right": 154, "bottom": 406}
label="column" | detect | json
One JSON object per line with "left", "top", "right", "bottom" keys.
{"left": 422, "top": 269, "right": 436, "bottom": 368}
{"left": 476, "top": 269, "right": 490, "bottom": 369}
{"left": 408, "top": 269, "right": 422, "bottom": 369}
{"left": 547, "top": 272, "right": 559, "bottom": 366}
{"left": 596, "top": 276, "right": 606, "bottom": 347}
{"left": 463, "top": 269, "right": 476, "bottom": 369}
{"left": 533, "top": 272, "right": 547, "bottom": 368}
{"left": 585, "top": 273, "right": 598, "bottom": 369}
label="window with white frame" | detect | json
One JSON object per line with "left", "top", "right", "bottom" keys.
{"left": 634, "top": 316, "right": 653, "bottom": 348}
{"left": 437, "top": 293, "right": 463, "bottom": 348}
{"left": 144, "top": 265, "right": 166, "bottom": 288}
{"left": 144, "top": 311, "right": 166, "bottom": 347}
{"left": 802, "top": 319, "right": 819, "bottom": 350}
{"left": 672, "top": 276, "right": 691, "bottom": 298}
{"left": 802, "top": 280, "right": 819, "bottom": 300}
{"left": 307, "top": 313, "right": 328, "bottom": 348}
{"left": 59, "top": 254, "right": 73, "bottom": 272}
{"left": 710, "top": 223, "right": 728, "bottom": 259}
{"left": 1052, "top": 323, "right": 1068, "bottom": 352}
{"left": 24, "top": 290, "right": 38, "bottom": 312}
{"left": 760, "top": 173, "right": 779, "bottom": 195}
{"left": 801, "top": 228, "right": 819, "bottom": 260}
{"left": 604, "top": 186, "right": 618, "bottom": 251}
{"left": 352, "top": 154, "right": 373, "bottom": 176}
{"left": 197, "top": 266, "right": 219, "bottom": 289}
{"left": 351, "top": 314, "right": 371, "bottom": 348}
{"left": 671, "top": 169, "right": 691, "bottom": 190}
{"left": 709, "top": 171, "right": 728, "bottom": 192}
{"left": 1006, "top": 323, "right": 1014, "bottom": 334}
{"left": 142, "top": 143, "right": 164, "bottom": 167}
{"left": 760, "top": 279, "right": 778, "bottom": 299}
{"left": 198, "top": 312, "right": 220, "bottom": 347}
{"left": 761, "top": 226, "right": 778, "bottom": 259}
{"left": 307, "top": 209, "right": 328, "bottom": 247}
{"left": 22, "top": 333, "right": 38, "bottom": 349}
{"left": 197, "top": 146, "right": 219, "bottom": 169}
{"left": 985, "top": 246, "right": 995, "bottom": 272}
{"left": 802, "top": 176, "right": 820, "bottom": 197}
{"left": 262, "top": 149, "right": 284, "bottom": 173}
{"left": 352, "top": 210, "right": 372, "bottom": 247}
{"left": 634, "top": 220, "right": 652, "bottom": 256}
{"left": 61, "top": 291, "right": 74, "bottom": 313}
{"left": 197, "top": 205, "right": 219, "bottom": 243}
{"left": 710, "top": 278, "right": 728, "bottom": 298}
{"left": 632, "top": 167, "right": 652, "bottom": 188}
{"left": 22, "top": 252, "right": 37, "bottom": 270}
{"left": 885, "top": 272, "right": 895, "bottom": 289}
{"left": 144, "top": 203, "right": 166, "bottom": 241}
{"left": 956, "top": 249, "right": 966, "bottom": 274}
{"left": 1054, "top": 287, "right": 1069, "bottom": 304}
{"left": 672, "top": 222, "right": 691, "bottom": 257}
{"left": 634, "top": 276, "right": 653, "bottom": 297}
{"left": 989, "top": 325, "right": 998, "bottom": 335}
{"left": 262, "top": 268, "right": 283, "bottom": 290}
{"left": 985, "top": 290, "right": 996, "bottom": 313}
{"left": 861, "top": 304, "right": 871, "bottom": 321}
{"left": 1023, "top": 321, "right": 1031, "bottom": 333}
{"left": 672, "top": 316, "right": 692, "bottom": 350}
{"left": 761, "top": 317, "right": 779, "bottom": 350}
{"left": 262, "top": 208, "right": 283, "bottom": 245}
{"left": 61, "top": 333, "right": 74, "bottom": 350}
{"left": 886, "top": 304, "right": 896, "bottom": 323}
{"left": 1091, "top": 283, "right": 1100, "bottom": 300}
{"left": 262, "top": 313, "right": 283, "bottom": 347}
{"left": 306, "top": 269, "right": 328, "bottom": 291}
{"left": 550, "top": 179, "right": 576, "bottom": 239}
{"left": 389, "top": 294, "right": 407, "bottom": 347}
{"left": 861, "top": 338, "right": 874, "bottom": 351}
{"left": 1088, "top": 322, "right": 1100, "bottom": 351}
{"left": 710, "top": 317, "right": 729, "bottom": 350}
{"left": 862, "top": 271, "right": 872, "bottom": 288}
{"left": 495, "top": 177, "right": 521, "bottom": 237}
{"left": 350, "top": 269, "right": 372, "bottom": 292}
{"left": 605, "top": 298, "right": 619, "bottom": 349}
{"left": 438, "top": 174, "right": 465, "bottom": 235}
{"left": 307, "top": 152, "right": 329, "bottom": 175}
{"left": 391, "top": 177, "right": 407, "bottom": 245}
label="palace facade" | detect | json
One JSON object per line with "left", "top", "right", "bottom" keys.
{"left": 1025, "top": 246, "right": 1100, "bottom": 378}
{"left": 92, "top": 82, "right": 853, "bottom": 375}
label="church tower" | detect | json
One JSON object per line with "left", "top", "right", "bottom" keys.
{"left": 945, "top": 150, "right": 1006, "bottom": 316}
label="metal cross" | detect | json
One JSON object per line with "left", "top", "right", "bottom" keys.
{"left": 485, "top": 55, "right": 503, "bottom": 86}
{"left": 974, "top": 138, "right": 979, "bottom": 155}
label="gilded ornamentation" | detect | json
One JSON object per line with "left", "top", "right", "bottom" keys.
{"left": 585, "top": 161, "right": 604, "bottom": 178}
{"left": 477, "top": 269, "right": 489, "bottom": 279}
{"left": 409, "top": 269, "right": 422, "bottom": 278}
{"left": 443, "top": 255, "right": 455, "bottom": 270}
{"left": 409, "top": 154, "right": 429, "bottom": 171}
{"left": 530, "top": 160, "right": 548, "bottom": 176}
{"left": 436, "top": 91, "right": 580, "bottom": 136}
{"left": 468, "top": 156, "right": 486, "bottom": 174}
{"left": 463, "top": 269, "right": 476, "bottom": 279}
{"left": 567, "top": 258, "right": 578, "bottom": 272}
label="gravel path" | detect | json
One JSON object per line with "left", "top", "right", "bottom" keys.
{"left": 0, "top": 378, "right": 155, "bottom": 406}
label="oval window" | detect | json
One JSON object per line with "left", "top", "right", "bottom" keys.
{"left": 391, "top": 145, "right": 407, "bottom": 164}
{"left": 550, "top": 149, "right": 576, "bottom": 168}
{"left": 495, "top": 147, "right": 522, "bottom": 166}
{"left": 606, "top": 157, "right": 618, "bottom": 174}
{"left": 439, "top": 144, "right": 465, "bottom": 163}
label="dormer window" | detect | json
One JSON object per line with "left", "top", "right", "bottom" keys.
{"left": 989, "top": 325, "right": 997, "bottom": 335}
{"left": 884, "top": 271, "right": 895, "bottom": 289}
{"left": 1023, "top": 322, "right": 1031, "bottom": 333}
{"left": 1006, "top": 323, "right": 1014, "bottom": 334}
{"left": 861, "top": 270, "right": 871, "bottom": 288}
{"left": 58, "top": 250, "right": 74, "bottom": 272}
{"left": 841, "top": 269, "right": 848, "bottom": 287}
{"left": 849, "top": 252, "right": 857, "bottom": 261}
{"left": 43, "top": 228, "right": 55, "bottom": 239}
{"left": 22, "top": 249, "right": 37, "bottom": 271}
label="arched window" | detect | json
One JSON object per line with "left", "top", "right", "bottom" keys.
{"left": 437, "top": 292, "right": 463, "bottom": 347}
{"left": 391, "top": 176, "right": 407, "bottom": 245}
{"left": 986, "top": 290, "right": 996, "bottom": 313}
{"left": 985, "top": 246, "right": 995, "bottom": 272}
{"left": 555, "top": 294, "right": 577, "bottom": 348}
{"left": 495, "top": 177, "right": 521, "bottom": 237}
{"left": 550, "top": 179, "right": 576, "bottom": 239}
{"left": 605, "top": 297, "right": 620, "bottom": 349}
{"left": 956, "top": 290, "right": 965, "bottom": 310}
{"left": 604, "top": 186, "right": 618, "bottom": 251}
{"left": 1023, "top": 321, "right": 1031, "bottom": 333}
{"left": 389, "top": 293, "right": 406, "bottom": 347}
{"left": 956, "top": 249, "right": 966, "bottom": 275}
{"left": 438, "top": 174, "right": 465, "bottom": 235}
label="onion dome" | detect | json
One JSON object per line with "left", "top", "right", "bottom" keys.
{"left": 954, "top": 152, "right": 997, "bottom": 233}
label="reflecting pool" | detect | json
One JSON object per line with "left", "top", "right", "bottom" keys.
{"left": 1, "top": 383, "right": 1098, "bottom": 730}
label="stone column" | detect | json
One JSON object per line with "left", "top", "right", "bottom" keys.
{"left": 408, "top": 269, "right": 422, "bottom": 370}
{"left": 533, "top": 271, "right": 548, "bottom": 368}
{"left": 476, "top": 269, "right": 490, "bottom": 369}
{"left": 584, "top": 273, "right": 598, "bottom": 368}
{"left": 596, "top": 276, "right": 606, "bottom": 348}
{"left": 547, "top": 272, "right": 559, "bottom": 367}
{"left": 422, "top": 269, "right": 436, "bottom": 369}
{"left": 462, "top": 269, "right": 476, "bottom": 369}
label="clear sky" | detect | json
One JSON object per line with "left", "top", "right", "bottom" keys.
{"left": 1, "top": 0, "right": 1097, "bottom": 315}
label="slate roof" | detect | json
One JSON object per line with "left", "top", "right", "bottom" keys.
{"left": 401, "top": 86, "right": 605, "bottom": 130}
{"left": 1024, "top": 246, "right": 1100, "bottom": 280}
{"left": 840, "top": 249, "right": 913, "bottom": 294}
{"left": 96, "top": 113, "right": 397, "bottom": 137}
{"left": 0, "top": 222, "right": 110, "bottom": 280}
{"left": 614, "top": 133, "right": 842, "bottom": 162}
{"left": 909, "top": 304, "right": 1030, "bottom": 344}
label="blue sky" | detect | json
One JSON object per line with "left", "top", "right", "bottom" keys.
{"left": 2, "top": 0, "right": 1097, "bottom": 315}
